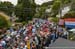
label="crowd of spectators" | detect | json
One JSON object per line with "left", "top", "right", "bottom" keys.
{"left": 0, "top": 19, "right": 69, "bottom": 49}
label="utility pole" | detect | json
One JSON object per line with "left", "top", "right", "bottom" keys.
{"left": 59, "top": 1, "right": 62, "bottom": 19}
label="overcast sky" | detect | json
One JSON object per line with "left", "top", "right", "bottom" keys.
{"left": 0, "top": 0, "right": 52, "bottom": 5}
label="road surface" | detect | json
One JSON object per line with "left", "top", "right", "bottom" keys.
{"left": 45, "top": 38, "right": 75, "bottom": 49}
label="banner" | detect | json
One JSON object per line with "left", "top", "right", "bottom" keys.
{"left": 64, "top": 18, "right": 75, "bottom": 28}
{"left": 59, "top": 19, "right": 64, "bottom": 25}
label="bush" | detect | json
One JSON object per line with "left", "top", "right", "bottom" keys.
{"left": 51, "top": 17, "right": 59, "bottom": 23}
{"left": 0, "top": 13, "right": 11, "bottom": 28}
{"left": 68, "top": 32, "right": 75, "bottom": 41}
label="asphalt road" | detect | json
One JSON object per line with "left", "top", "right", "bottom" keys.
{"left": 45, "top": 38, "right": 75, "bottom": 49}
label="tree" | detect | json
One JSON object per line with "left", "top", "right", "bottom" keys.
{"left": 15, "top": 0, "right": 36, "bottom": 22}
{"left": 51, "top": 0, "right": 61, "bottom": 17}
{"left": 51, "top": 0, "right": 71, "bottom": 17}
{"left": 71, "top": 0, "right": 75, "bottom": 11}
{"left": 35, "top": 1, "right": 53, "bottom": 18}
{"left": 63, "top": 11, "right": 75, "bottom": 18}
{"left": 0, "top": 1, "right": 14, "bottom": 16}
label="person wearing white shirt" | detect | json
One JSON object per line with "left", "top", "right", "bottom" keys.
{"left": 1, "top": 39, "right": 6, "bottom": 48}
{"left": 62, "top": 29, "right": 69, "bottom": 39}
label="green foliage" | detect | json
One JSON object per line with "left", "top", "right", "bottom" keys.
{"left": 0, "top": 13, "right": 11, "bottom": 28}
{"left": 35, "top": 1, "right": 54, "bottom": 18}
{"left": 15, "top": 0, "right": 36, "bottom": 22}
{"left": 51, "top": 0, "right": 61, "bottom": 17}
{"left": 52, "top": 1, "right": 61, "bottom": 10}
{"left": 63, "top": 11, "right": 75, "bottom": 18}
{"left": 0, "top": 1, "right": 14, "bottom": 16}
{"left": 71, "top": 0, "right": 75, "bottom": 11}
{"left": 51, "top": 0, "right": 71, "bottom": 17}
{"left": 41, "top": 1, "right": 53, "bottom": 7}
{"left": 64, "top": 0, "right": 71, "bottom": 4}
{"left": 54, "top": 0, "right": 71, "bottom": 4}
{"left": 51, "top": 17, "right": 59, "bottom": 23}
{"left": 68, "top": 32, "right": 75, "bottom": 41}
